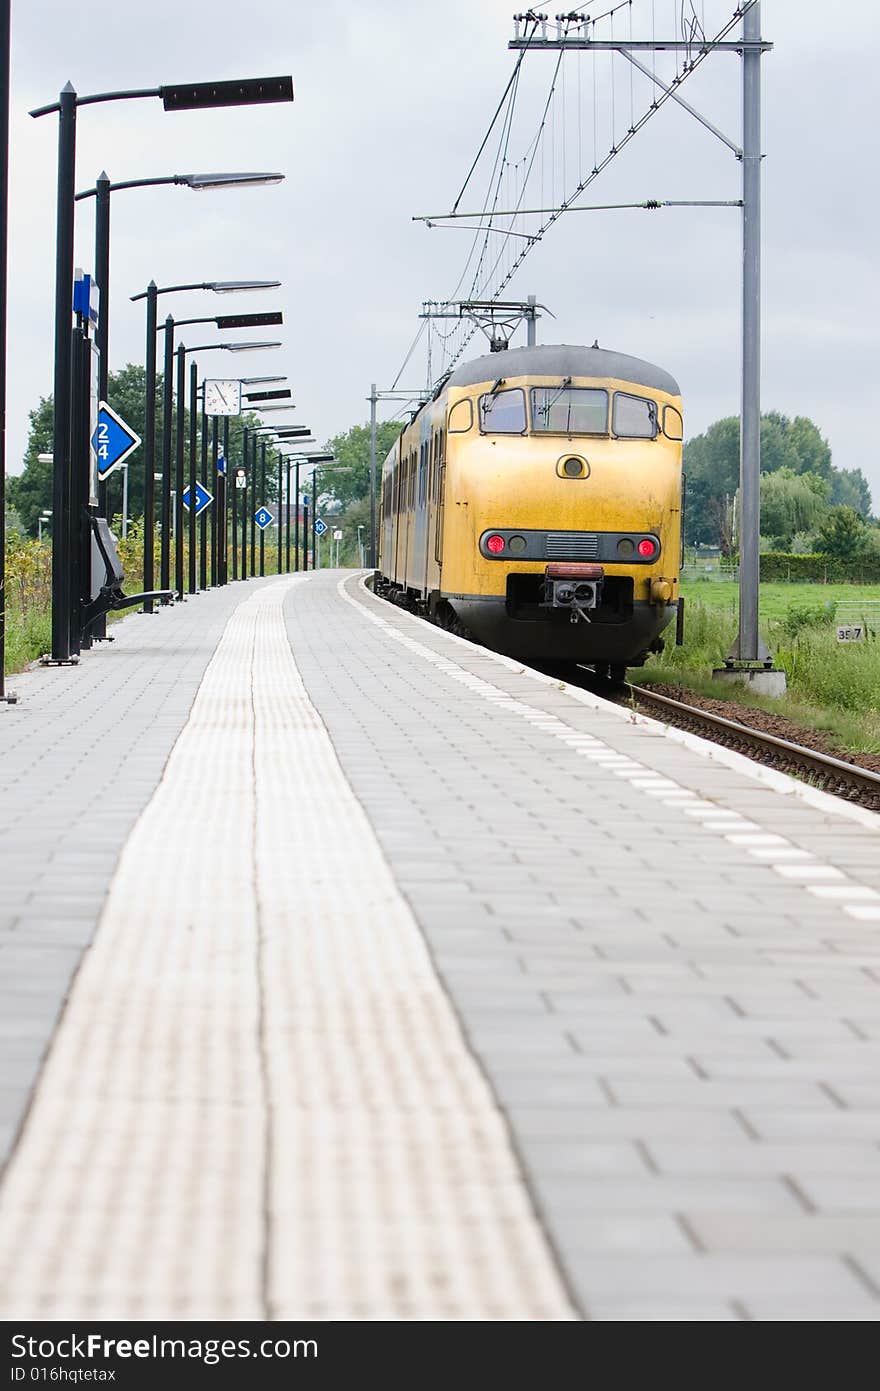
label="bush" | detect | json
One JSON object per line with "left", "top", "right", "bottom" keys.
{"left": 781, "top": 599, "right": 836, "bottom": 638}
{"left": 759, "top": 552, "right": 880, "bottom": 583}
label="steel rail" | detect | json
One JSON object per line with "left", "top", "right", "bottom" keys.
{"left": 624, "top": 681, "right": 880, "bottom": 801}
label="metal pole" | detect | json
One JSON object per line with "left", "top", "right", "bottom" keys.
{"left": 50, "top": 83, "right": 77, "bottom": 662}
{"left": 241, "top": 428, "right": 249, "bottom": 579}
{"left": 294, "top": 461, "right": 300, "bottom": 571}
{"left": 312, "top": 469, "right": 317, "bottom": 570}
{"left": 526, "top": 293, "right": 537, "bottom": 346}
{"left": 94, "top": 172, "right": 110, "bottom": 517}
{"left": 222, "top": 415, "right": 229, "bottom": 584}
{"left": 199, "top": 394, "right": 208, "bottom": 589}
{"left": 277, "top": 452, "right": 282, "bottom": 574}
{"left": 188, "top": 359, "right": 197, "bottom": 594}
{"left": 0, "top": 0, "right": 10, "bottom": 698}
{"left": 368, "top": 382, "right": 377, "bottom": 568}
{"left": 231, "top": 467, "right": 239, "bottom": 581}
{"left": 301, "top": 481, "right": 308, "bottom": 572}
{"left": 250, "top": 434, "right": 257, "bottom": 576}
{"left": 733, "top": 0, "right": 765, "bottom": 666}
{"left": 174, "top": 342, "right": 185, "bottom": 599}
{"left": 210, "top": 414, "right": 218, "bottom": 585}
{"left": 122, "top": 461, "right": 128, "bottom": 536}
{"left": 142, "top": 281, "right": 157, "bottom": 612}
{"left": 284, "top": 458, "right": 291, "bottom": 573}
{"left": 160, "top": 315, "right": 174, "bottom": 595}
{"left": 259, "top": 439, "right": 266, "bottom": 576}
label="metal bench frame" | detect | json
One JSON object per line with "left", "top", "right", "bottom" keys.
{"left": 81, "top": 515, "right": 173, "bottom": 634}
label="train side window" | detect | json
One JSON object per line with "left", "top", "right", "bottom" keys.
{"left": 448, "top": 398, "right": 473, "bottom": 433}
{"left": 612, "top": 392, "right": 658, "bottom": 439}
{"left": 662, "top": 404, "right": 683, "bottom": 441}
{"left": 479, "top": 388, "right": 526, "bottom": 435}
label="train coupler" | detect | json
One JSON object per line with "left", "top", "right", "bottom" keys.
{"left": 542, "top": 562, "right": 604, "bottom": 622}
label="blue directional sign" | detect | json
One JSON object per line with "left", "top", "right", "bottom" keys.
{"left": 182, "top": 481, "right": 213, "bottom": 516}
{"left": 217, "top": 449, "right": 226, "bottom": 476}
{"left": 254, "top": 506, "right": 275, "bottom": 531}
{"left": 91, "top": 401, "right": 141, "bottom": 481}
{"left": 314, "top": 517, "right": 328, "bottom": 537}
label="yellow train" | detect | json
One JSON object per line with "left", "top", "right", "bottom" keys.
{"left": 377, "top": 343, "right": 683, "bottom": 677}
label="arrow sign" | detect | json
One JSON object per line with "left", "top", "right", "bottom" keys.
{"left": 254, "top": 506, "right": 275, "bottom": 531}
{"left": 313, "top": 517, "right": 328, "bottom": 536}
{"left": 91, "top": 402, "right": 141, "bottom": 481}
{"left": 182, "top": 481, "right": 213, "bottom": 516}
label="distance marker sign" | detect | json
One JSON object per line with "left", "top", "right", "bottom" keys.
{"left": 91, "top": 402, "right": 141, "bottom": 481}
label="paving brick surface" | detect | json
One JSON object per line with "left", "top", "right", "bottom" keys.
{"left": 0, "top": 582, "right": 274, "bottom": 1165}
{"left": 284, "top": 572, "right": 880, "bottom": 1320}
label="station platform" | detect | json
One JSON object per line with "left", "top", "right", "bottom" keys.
{"left": 2, "top": 570, "right": 880, "bottom": 1321}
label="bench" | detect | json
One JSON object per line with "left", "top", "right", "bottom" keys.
{"left": 81, "top": 515, "right": 174, "bottom": 635}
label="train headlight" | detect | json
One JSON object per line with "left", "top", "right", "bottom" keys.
{"left": 617, "top": 538, "right": 635, "bottom": 557}
{"left": 508, "top": 535, "right": 526, "bottom": 554}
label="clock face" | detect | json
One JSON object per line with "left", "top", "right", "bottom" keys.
{"left": 204, "top": 379, "right": 242, "bottom": 417}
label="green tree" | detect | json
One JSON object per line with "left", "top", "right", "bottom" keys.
{"left": 814, "top": 505, "right": 870, "bottom": 561}
{"left": 684, "top": 411, "right": 871, "bottom": 546}
{"left": 830, "top": 465, "right": 872, "bottom": 516}
{"left": 759, "top": 467, "right": 828, "bottom": 548}
{"left": 321, "top": 421, "right": 404, "bottom": 508}
{"left": 7, "top": 365, "right": 278, "bottom": 536}
{"left": 7, "top": 396, "right": 54, "bottom": 533}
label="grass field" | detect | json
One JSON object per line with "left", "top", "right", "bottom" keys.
{"left": 681, "top": 577, "right": 880, "bottom": 621}
{"left": 644, "top": 579, "right": 880, "bottom": 753}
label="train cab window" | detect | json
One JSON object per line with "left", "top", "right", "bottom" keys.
{"left": 531, "top": 386, "right": 607, "bottom": 435}
{"left": 662, "top": 404, "right": 683, "bottom": 440}
{"left": 479, "top": 388, "right": 526, "bottom": 434}
{"left": 612, "top": 392, "right": 658, "bottom": 439}
{"left": 448, "top": 399, "right": 473, "bottom": 433}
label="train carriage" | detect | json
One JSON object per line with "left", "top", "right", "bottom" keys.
{"left": 378, "top": 342, "right": 684, "bottom": 676}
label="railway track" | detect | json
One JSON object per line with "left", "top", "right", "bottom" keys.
{"left": 601, "top": 676, "right": 880, "bottom": 813}
{"left": 375, "top": 588, "right": 880, "bottom": 814}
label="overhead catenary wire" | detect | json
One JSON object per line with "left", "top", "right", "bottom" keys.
{"left": 429, "top": 1, "right": 751, "bottom": 378}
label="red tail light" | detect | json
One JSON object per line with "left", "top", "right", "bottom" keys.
{"left": 486, "top": 534, "right": 505, "bottom": 554}
{"left": 637, "top": 538, "right": 656, "bottom": 558}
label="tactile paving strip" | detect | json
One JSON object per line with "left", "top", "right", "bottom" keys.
{"left": 0, "top": 580, "right": 573, "bottom": 1321}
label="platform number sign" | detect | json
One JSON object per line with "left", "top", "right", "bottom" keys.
{"left": 313, "top": 517, "right": 328, "bottom": 537}
{"left": 836, "top": 624, "right": 865, "bottom": 643}
{"left": 91, "top": 402, "right": 142, "bottom": 482}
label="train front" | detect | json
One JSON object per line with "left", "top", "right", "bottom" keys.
{"left": 439, "top": 344, "right": 683, "bottom": 673}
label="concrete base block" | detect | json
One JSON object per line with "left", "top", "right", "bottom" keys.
{"left": 712, "top": 666, "right": 787, "bottom": 698}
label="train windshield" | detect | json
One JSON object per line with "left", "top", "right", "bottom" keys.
{"left": 530, "top": 386, "right": 608, "bottom": 435}
{"left": 479, "top": 388, "right": 527, "bottom": 434}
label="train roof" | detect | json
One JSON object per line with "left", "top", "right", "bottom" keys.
{"left": 445, "top": 343, "right": 680, "bottom": 396}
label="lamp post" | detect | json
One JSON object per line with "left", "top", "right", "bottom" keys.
{"left": 171, "top": 338, "right": 281, "bottom": 597}
{"left": 0, "top": 0, "right": 10, "bottom": 700}
{"left": 131, "top": 279, "right": 281, "bottom": 606}
{"left": 75, "top": 170, "right": 283, "bottom": 526}
{"left": 31, "top": 74, "right": 293, "bottom": 662}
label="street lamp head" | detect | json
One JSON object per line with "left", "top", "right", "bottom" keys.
{"left": 160, "top": 76, "right": 294, "bottom": 112}
{"left": 207, "top": 280, "right": 281, "bottom": 293}
{"left": 184, "top": 171, "right": 284, "bottom": 190}
{"left": 240, "top": 376, "right": 288, "bottom": 385}
{"left": 220, "top": 340, "right": 282, "bottom": 352}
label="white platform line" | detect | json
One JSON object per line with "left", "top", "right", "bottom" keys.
{"left": 341, "top": 575, "right": 880, "bottom": 931}
{"left": 0, "top": 580, "right": 573, "bottom": 1322}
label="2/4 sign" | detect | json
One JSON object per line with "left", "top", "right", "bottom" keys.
{"left": 90, "top": 402, "right": 142, "bottom": 482}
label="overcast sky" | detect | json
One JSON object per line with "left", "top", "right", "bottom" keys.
{"left": 7, "top": 1, "right": 880, "bottom": 507}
